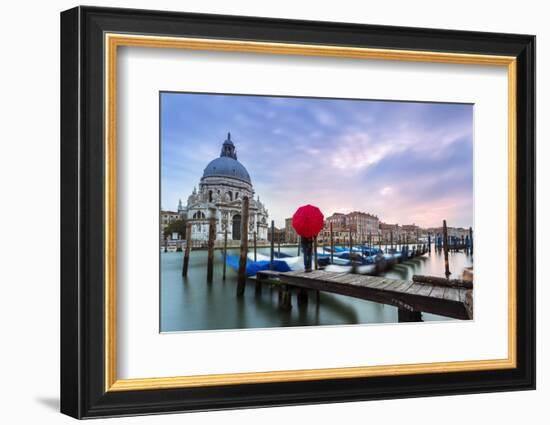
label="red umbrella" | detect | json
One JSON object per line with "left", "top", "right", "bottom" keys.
{"left": 292, "top": 205, "right": 324, "bottom": 238}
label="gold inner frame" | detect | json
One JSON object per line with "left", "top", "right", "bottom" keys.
{"left": 104, "top": 33, "right": 517, "bottom": 392}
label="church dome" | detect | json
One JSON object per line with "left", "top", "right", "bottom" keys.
{"left": 202, "top": 133, "right": 251, "bottom": 184}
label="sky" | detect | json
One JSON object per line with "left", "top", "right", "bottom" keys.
{"left": 161, "top": 92, "right": 473, "bottom": 229}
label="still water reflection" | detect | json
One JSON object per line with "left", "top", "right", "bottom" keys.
{"left": 160, "top": 246, "right": 473, "bottom": 332}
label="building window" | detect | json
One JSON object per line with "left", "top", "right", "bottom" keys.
{"left": 193, "top": 211, "right": 205, "bottom": 219}
{"left": 232, "top": 214, "right": 241, "bottom": 240}
{"left": 208, "top": 190, "right": 213, "bottom": 202}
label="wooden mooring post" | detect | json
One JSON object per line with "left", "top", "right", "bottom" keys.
{"left": 236, "top": 196, "right": 249, "bottom": 296}
{"left": 313, "top": 237, "right": 318, "bottom": 270}
{"left": 182, "top": 222, "right": 192, "bottom": 277}
{"left": 253, "top": 230, "right": 257, "bottom": 262}
{"left": 222, "top": 227, "right": 227, "bottom": 280}
{"left": 443, "top": 219, "right": 451, "bottom": 278}
{"left": 270, "top": 220, "right": 275, "bottom": 270}
{"left": 330, "top": 223, "right": 334, "bottom": 264}
{"left": 349, "top": 228, "right": 355, "bottom": 272}
{"left": 206, "top": 211, "right": 216, "bottom": 283}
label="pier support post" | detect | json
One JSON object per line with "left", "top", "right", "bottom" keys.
{"left": 237, "top": 197, "right": 249, "bottom": 296}
{"left": 297, "top": 288, "right": 308, "bottom": 307}
{"left": 182, "top": 223, "right": 192, "bottom": 277}
{"left": 206, "top": 211, "right": 216, "bottom": 283}
{"left": 279, "top": 284, "right": 292, "bottom": 311}
{"left": 443, "top": 219, "right": 451, "bottom": 278}
{"left": 398, "top": 309, "right": 422, "bottom": 322}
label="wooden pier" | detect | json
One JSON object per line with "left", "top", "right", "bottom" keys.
{"left": 257, "top": 269, "right": 472, "bottom": 321}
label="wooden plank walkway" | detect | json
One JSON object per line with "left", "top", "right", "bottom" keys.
{"left": 266, "top": 270, "right": 472, "bottom": 320}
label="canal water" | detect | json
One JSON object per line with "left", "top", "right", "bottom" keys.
{"left": 160, "top": 246, "right": 473, "bottom": 332}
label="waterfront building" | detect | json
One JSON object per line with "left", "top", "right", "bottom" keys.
{"left": 401, "top": 224, "right": 420, "bottom": 242}
{"left": 325, "top": 212, "right": 346, "bottom": 228}
{"left": 320, "top": 211, "right": 380, "bottom": 244}
{"left": 379, "top": 222, "right": 401, "bottom": 243}
{"left": 268, "top": 227, "right": 286, "bottom": 243}
{"left": 426, "top": 226, "right": 470, "bottom": 239}
{"left": 178, "top": 133, "right": 269, "bottom": 242}
{"left": 284, "top": 218, "right": 298, "bottom": 244}
{"left": 346, "top": 211, "right": 380, "bottom": 241}
{"left": 160, "top": 210, "right": 180, "bottom": 241}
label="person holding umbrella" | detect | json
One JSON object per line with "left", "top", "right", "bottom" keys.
{"left": 292, "top": 205, "right": 324, "bottom": 273}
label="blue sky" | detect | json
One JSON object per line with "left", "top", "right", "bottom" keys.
{"left": 161, "top": 92, "right": 473, "bottom": 229}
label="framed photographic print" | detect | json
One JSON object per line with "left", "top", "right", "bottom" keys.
{"left": 60, "top": 6, "right": 535, "bottom": 419}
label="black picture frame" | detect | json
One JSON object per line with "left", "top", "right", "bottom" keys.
{"left": 61, "top": 5, "right": 535, "bottom": 419}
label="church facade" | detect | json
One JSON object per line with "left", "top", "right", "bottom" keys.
{"left": 177, "top": 133, "right": 269, "bottom": 242}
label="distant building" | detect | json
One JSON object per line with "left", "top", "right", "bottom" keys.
{"left": 320, "top": 211, "right": 380, "bottom": 244}
{"left": 284, "top": 218, "right": 298, "bottom": 244}
{"left": 321, "top": 213, "right": 346, "bottom": 243}
{"left": 379, "top": 222, "right": 401, "bottom": 243}
{"left": 268, "top": 227, "right": 285, "bottom": 243}
{"left": 401, "top": 224, "right": 420, "bottom": 242}
{"left": 325, "top": 212, "right": 346, "bottom": 228}
{"left": 346, "top": 211, "right": 380, "bottom": 240}
{"left": 160, "top": 210, "right": 180, "bottom": 241}
{"left": 426, "top": 226, "right": 470, "bottom": 239}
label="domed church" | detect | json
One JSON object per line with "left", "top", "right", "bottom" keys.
{"left": 178, "top": 133, "right": 269, "bottom": 242}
